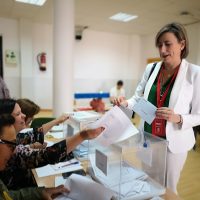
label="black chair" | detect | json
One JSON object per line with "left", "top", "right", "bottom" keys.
{"left": 30, "top": 117, "right": 55, "bottom": 129}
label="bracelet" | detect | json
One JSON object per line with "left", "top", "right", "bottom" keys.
{"left": 177, "top": 115, "right": 183, "bottom": 124}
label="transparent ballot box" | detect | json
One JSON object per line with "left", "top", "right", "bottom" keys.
{"left": 88, "top": 131, "right": 168, "bottom": 200}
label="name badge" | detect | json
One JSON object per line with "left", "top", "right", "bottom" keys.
{"left": 152, "top": 119, "right": 165, "bottom": 137}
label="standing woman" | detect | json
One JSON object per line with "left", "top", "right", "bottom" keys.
{"left": 114, "top": 22, "right": 200, "bottom": 194}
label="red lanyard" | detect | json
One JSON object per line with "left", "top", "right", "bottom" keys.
{"left": 156, "top": 65, "right": 179, "bottom": 107}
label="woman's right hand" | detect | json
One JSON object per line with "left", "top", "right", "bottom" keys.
{"left": 42, "top": 185, "right": 69, "bottom": 200}
{"left": 80, "top": 127, "right": 105, "bottom": 140}
{"left": 113, "top": 97, "right": 128, "bottom": 107}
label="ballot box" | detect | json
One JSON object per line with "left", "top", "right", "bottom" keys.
{"left": 88, "top": 131, "right": 168, "bottom": 200}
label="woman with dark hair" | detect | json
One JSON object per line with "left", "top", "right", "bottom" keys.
{"left": 0, "top": 99, "right": 104, "bottom": 189}
{"left": 0, "top": 114, "right": 69, "bottom": 200}
{"left": 114, "top": 22, "right": 200, "bottom": 194}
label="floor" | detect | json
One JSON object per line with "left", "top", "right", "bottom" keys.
{"left": 37, "top": 110, "right": 200, "bottom": 200}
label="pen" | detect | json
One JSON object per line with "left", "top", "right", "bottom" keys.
{"left": 59, "top": 161, "right": 79, "bottom": 168}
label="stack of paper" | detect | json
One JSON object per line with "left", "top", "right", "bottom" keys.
{"left": 87, "top": 106, "right": 139, "bottom": 146}
{"left": 54, "top": 174, "right": 115, "bottom": 200}
{"left": 50, "top": 124, "right": 64, "bottom": 132}
{"left": 73, "top": 140, "right": 89, "bottom": 160}
{"left": 67, "top": 111, "right": 100, "bottom": 130}
{"left": 46, "top": 131, "right": 64, "bottom": 139}
{"left": 35, "top": 159, "right": 82, "bottom": 178}
{"left": 89, "top": 154, "right": 147, "bottom": 188}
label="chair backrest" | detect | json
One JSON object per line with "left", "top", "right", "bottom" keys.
{"left": 31, "top": 117, "right": 55, "bottom": 129}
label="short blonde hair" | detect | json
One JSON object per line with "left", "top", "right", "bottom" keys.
{"left": 155, "top": 22, "right": 189, "bottom": 58}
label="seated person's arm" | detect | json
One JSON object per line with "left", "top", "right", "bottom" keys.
{"left": 41, "top": 114, "right": 69, "bottom": 134}
{"left": 13, "top": 127, "right": 104, "bottom": 168}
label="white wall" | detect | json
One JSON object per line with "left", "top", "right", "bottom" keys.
{"left": 0, "top": 18, "right": 20, "bottom": 98}
{"left": 74, "top": 30, "right": 142, "bottom": 99}
{"left": 0, "top": 17, "right": 142, "bottom": 108}
{"left": 1, "top": 17, "right": 200, "bottom": 109}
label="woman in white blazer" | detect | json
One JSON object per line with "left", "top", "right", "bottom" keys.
{"left": 114, "top": 23, "right": 200, "bottom": 194}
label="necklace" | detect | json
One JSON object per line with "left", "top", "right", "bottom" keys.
{"left": 160, "top": 68, "right": 173, "bottom": 97}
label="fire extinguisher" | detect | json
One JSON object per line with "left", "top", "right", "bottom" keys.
{"left": 37, "top": 52, "right": 46, "bottom": 71}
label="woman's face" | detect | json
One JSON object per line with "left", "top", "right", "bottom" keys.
{"left": 0, "top": 125, "right": 16, "bottom": 171}
{"left": 158, "top": 32, "right": 185, "bottom": 67}
{"left": 11, "top": 103, "right": 26, "bottom": 132}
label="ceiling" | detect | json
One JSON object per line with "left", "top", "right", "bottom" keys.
{"left": 0, "top": 0, "right": 200, "bottom": 35}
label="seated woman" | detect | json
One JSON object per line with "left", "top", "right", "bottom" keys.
{"left": 17, "top": 98, "right": 67, "bottom": 149}
{"left": 16, "top": 98, "right": 40, "bottom": 127}
{"left": 0, "top": 99, "right": 104, "bottom": 189}
{"left": 0, "top": 114, "right": 69, "bottom": 200}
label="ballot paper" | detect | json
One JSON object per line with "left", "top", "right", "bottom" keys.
{"left": 55, "top": 174, "right": 115, "bottom": 200}
{"left": 46, "top": 131, "right": 64, "bottom": 139}
{"left": 35, "top": 159, "right": 82, "bottom": 178}
{"left": 50, "top": 124, "right": 64, "bottom": 132}
{"left": 87, "top": 106, "right": 139, "bottom": 146}
{"left": 133, "top": 98, "right": 157, "bottom": 125}
{"left": 89, "top": 154, "right": 148, "bottom": 189}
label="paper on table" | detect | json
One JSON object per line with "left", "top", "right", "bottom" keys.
{"left": 89, "top": 154, "right": 147, "bottom": 188}
{"left": 63, "top": 174, "right": 115, "bottom": 200}
{"left": 51, "top": 159, "right": 80, "bottom": 170}
{"left": 35, "top": 162, "right": 82, "bottom": 178}
{"left": 87, "top": 106, "right": 139, "bottom": 146}
{"left": 50, "top": 124, "right": 64, "bottom": 132}
{"left": 45, "top": 140, "right": 55, "bottom": 147}
{"left": 55, "top": 176, "right": 66, "bottom": 187}
{"left": 70, "top": 111, "right": 100, "bottom": 121}
{"left": 133, "top": 98, "right": 157, "bottom": 125}
{"left": 47, "top": 131, "right": 64, "bottom": 139}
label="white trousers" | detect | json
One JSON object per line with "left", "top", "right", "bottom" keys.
{"left": 166, "top": 150, "right": 188, "bottom": 194}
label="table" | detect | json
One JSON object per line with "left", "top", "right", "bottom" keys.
{"left": 32, "top": 160, "right": 182, "bottom": 200}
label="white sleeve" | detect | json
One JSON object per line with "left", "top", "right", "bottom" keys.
{"left": 127, "top": 63, "right": 155, "bottom": 110}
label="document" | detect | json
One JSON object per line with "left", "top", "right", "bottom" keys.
{"left": 55, "top": 176, "right": 66, "bottom": 187}
{"left": 133, "top": 98, "right": 157, "bottom": 125}
{"left": 35, "top": 159, "right": 82, "bottom": 178}
{"left": 87, "top": 106, "right": 139, "bottom": 146}
{"left": 59, "top": 174, "right": 115, "bottom": 200}
{"left": 70, "top": 111, "right": 100, "bottom": 121}
{"left": 119, "top": 105, "right": 133, "bottom": 119}
{"left": 50, "top": 124, "right": 64, "bottom": 132}
{"left": 46, "top": 131, "right": 64, "bottom": 139}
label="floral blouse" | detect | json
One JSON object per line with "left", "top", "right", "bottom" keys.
{"left": 0, "top": 128, "right": 74, "bottom": 189}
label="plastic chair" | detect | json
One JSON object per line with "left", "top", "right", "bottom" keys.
{"left": 30, "top": 117, "right": 55, "bottom": 129}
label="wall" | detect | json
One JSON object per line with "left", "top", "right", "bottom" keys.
{"left": 0, "top": 17, "right": 142, "bottom": 108}
{"left": 1, "top": 17, "right": 200, "bottom": 109}
{"left": 0, "top": 17, "right": 20, "bottom": 98}
{"left": 74, "top": 30, "right": 142, "bottom": 99}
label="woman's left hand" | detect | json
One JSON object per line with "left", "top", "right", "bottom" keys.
{"left": 57, "top": 114, "right": 70, "bottom": 123}
{"left": 156, "top": 107, "right": 180, "bottom": 123}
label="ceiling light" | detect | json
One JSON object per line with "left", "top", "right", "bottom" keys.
{"left": 109, "top": 12, "right": 138, "bottom": 22}
{"left": 15, "top": 0, "right": 47, "bottom": 6}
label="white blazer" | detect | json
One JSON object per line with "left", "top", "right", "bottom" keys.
{"left": 127, "top": 59, "right": 200, "bottom": 153}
